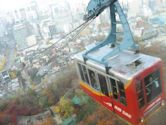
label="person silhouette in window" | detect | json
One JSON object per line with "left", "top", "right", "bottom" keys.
{"left": 91, "top": 72, "right": 100, "bottom": 90}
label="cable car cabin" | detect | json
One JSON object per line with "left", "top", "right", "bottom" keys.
{"left": 74, "top": 45, "right": 165, "bottom": 125}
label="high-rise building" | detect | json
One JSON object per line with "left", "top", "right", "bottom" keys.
{"left": 13, "top": 22, "right": 33, "bottom": 50}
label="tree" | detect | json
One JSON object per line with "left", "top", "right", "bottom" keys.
{"left": 35, "top": 117, "right": 56, "bottom": 125}
{"left": 38, "top": 96, "right": 49, "bottom": 108}
{"left": 0, "top": 101, "right": 8, "bottom": 112}
{"left": 0, "top": 55, "right": 6, "bottom": 71}
{"left": 9, "top": 70, "right": 17, "bottom": 79}
{"left": 77, "top": 104, "right": 124, "bottom": 125}
{"left": 43, "top": 84, "right": 58, "bottom": 105}
{"left": 54, "top": 97, "right": 74, "bottom": 119}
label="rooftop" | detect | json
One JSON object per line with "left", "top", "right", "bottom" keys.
{"left": 74, "top": 44, "right": 161, "bottom": 80}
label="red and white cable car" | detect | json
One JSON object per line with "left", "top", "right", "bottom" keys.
{"left": 74, "top": 46, "right": 165, "bottom": 125}
{"left": 74, "top": 0, "right": 165, "bottom": 124}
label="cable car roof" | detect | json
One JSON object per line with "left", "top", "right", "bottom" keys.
{"left": 74, "top": 44, "right": 161, "bottom": 80}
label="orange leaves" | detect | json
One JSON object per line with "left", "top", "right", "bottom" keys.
{"left": 54, "top": 97, "right": 74, "bottom": 119}
{"left": 35, "top": 117, "right": 55, "bottom": 125}
{"left": 78, "top": 106, "right": 117, "bottom": 125}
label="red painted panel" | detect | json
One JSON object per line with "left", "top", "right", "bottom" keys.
{"left": 133, "top": 61, "right": 165, "bottom": 122}
{"left": 100, "top": 95, "right": 114, "bottom": 111}
{"left": 125, "top": 79, "right": 140, "bottom": 124}
{"left": 79, "top": 60, "right": 165, "bottom": 125}
{"left": 80, "top": 82, "right": 136, "bottom": 124}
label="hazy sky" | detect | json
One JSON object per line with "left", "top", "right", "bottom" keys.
{"left": 0, "top": 0, "right": 60, "bottom": 11}
{"left": 0, "top": 0, "right": 132, "bottom": 11}
{"left": 0, "top": 0, "right": 88, "bottom": 12}
{"left": 0, "top": 0, "right": 145, "bottom": 17}
{"left": 0, "top": 0, "right": 27, "bottom": 11}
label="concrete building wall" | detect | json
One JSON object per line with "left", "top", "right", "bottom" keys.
{"left": 13, "top": 24, "right": 29, "bottom": 50}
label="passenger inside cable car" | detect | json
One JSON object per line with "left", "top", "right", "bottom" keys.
{"left": 144, "top": 70, "right": 162, "bottom": 103}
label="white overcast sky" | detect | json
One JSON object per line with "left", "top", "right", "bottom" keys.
{"left": 0, "top": 0, "right": 136, "bottom": 10}
{"left": 0, "top": 0, "right": 145, "bottom": 17}
{"left": 0, "top": 0, "right": 59, "bottom": 11}
{"left": 0, "top": 0, "right": 88, "bottom": 12}
{"left": 0, "top": 0, "right": 27, "bottom": 11}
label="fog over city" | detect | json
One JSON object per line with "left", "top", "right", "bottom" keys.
{"left": 0, "top": 0, "right": 166, "bottom": 125}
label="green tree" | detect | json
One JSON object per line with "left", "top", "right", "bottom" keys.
{"left": 55, "top": 97, "right": 74, "bottom": 119}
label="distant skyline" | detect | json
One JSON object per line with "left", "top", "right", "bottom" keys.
{"left": 0, "top": 0, "right": 88, "bottom": 12}
{"left": 0, "top": 0, "right": 145, "bottom": 13}
{"left": 0, "top": 0, "right": 164, "bottom": 17}
{"left": 0, "top": 0, "right": 28, "bottom": 11}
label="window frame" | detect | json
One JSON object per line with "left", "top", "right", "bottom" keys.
{"left": 144, "top": 70, "right": 162, "bottom": 104}
{"left": 77, "top": 63, "right": 85, "bottom": 81}
{"left": 108, "top": 77, "right": 127, "bottom": 106}
{"left": 109, "top": 77, "right": 119, "bottom": 100}
{"left": 117, "top": 81, "right": 127, "bottom": 106}
{"left": 77, "top": 63, "right": 91, "bottom": 86}
{"left": 97, "top": 73, "right": 110, "bottom": 97}
{"left": 135, "top": 69, "right": 162, "bottom": 109}
{"left": 76, "top": 62, "right": 127, "bottom": 106}
{"left": 135, "top": 79, "right": 145, "bottom": 109}
{"left": 88, "top": 69, "right": 100, "bottom": 91}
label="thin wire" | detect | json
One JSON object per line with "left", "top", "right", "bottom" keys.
{"left": 32, "top": 18, "right": 95, "bottom": 59}
{"left": 60, "top": 18, "right": 95, "bottom": 51}
{"left": 38, "top": 20, "right": 91, "bottom": 54}
{"left": 66, "top": 18, "right": 95, "bottom": 44}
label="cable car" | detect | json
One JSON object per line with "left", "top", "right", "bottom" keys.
{"left": 74, "top": 45, "right": 165, "bottom": 125}
{"left": 74, "top": 0, "right": 165, "bottom": 124}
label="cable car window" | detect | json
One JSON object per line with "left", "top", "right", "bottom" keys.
{"left": 98, "top": 74, "right": 109, "bottom": 96}
{"left": 78, "top": 63, "right": 84, "bottom": 81}
{"left": 136, "top": 80, "right": 145, "bottom": 108}
{"left": 82, "top": 65, "right": 90, "bottom": 85}
{"left": 110, "top": 78, "right": 118, "bottom": 99}
{"left": 117, "top": 81, "right": 127, "bottom": 106}
{"left": 144, "top": 70, "right": 162, "bottom": 103}
{"left": 88, "top": 69, "right": 100, "bottom": 90}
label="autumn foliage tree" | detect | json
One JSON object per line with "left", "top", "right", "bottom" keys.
{"left": 35, "top": 117, "right": 56, "bottom": 125}
{"left": 0, "top": 88, "right": 44, "bottom": 125}
{"left": 54, "top": 97, "right": 74, "bottom": 119}
{"left": 77, "top": 104, "right": 126, "bottom": 125}
{"left": 42, "top": 67, "right": 78, "bottom": 106}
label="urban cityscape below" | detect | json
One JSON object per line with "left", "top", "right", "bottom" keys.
{"left": 0, "top": 0, "right": 166, "bottom": 125}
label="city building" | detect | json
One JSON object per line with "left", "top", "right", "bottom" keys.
{"left": 13, "top": 22, "right": 33, "bottom": 50}
{"left": 0, "top": 70, "right": 11, "bottom": 84}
